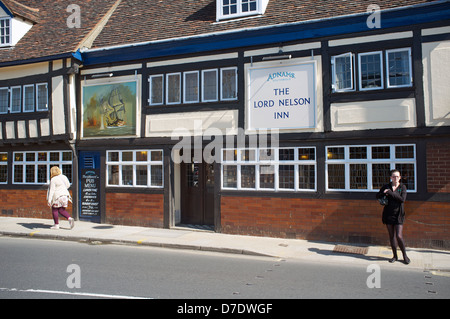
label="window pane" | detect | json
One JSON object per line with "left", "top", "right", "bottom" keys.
{"left": 388, "top": 50, "right": 411, "bottom": 87}
{"left": 327, "top": 147, "right": 344, "bottom": 160}
{"left": 26, "top": 153, "right": 35, "bottom": 162}
{"left": 108, "top": 152, "right": 119, "bottom": 162}
{"left": 184, "top": 72, "right": 199, "bottom": 103}
{"left": 299, "top": 165, "right": 315, "bottom": 190}
{"left": 395, "top": 145, "right": 414, "bottom": 159}
{"left": 24, "top": 85, "right": 35, "bottom": 112}
{"left": 151, "top": 165, "right": 163, "bottom": 187}
{"left": 136, "top": 165, "right": 148, "bottom": 186}
{"left": 11, "top": 87, "right": 21, "bottom": 113}
{"left": 221, "top": 68, "right": 237, "bottom": 100}
{"left": 15, "top": 153, "right": 23, "bottom": 162}
{"left": 241, "top": 165, "right": 255, "bottom": 188}
{"left": 26, "top": 165, "right": 35, "bottom": 183}
{"left": 223, "top": 165, "right": 237, "bottom": 188}
{"left": 241, "top": 149, "right": 255, "bottom": 161}
{"left": 0, "top": 88, "right": 8, "bottom": 113}
{"left": 38, "top": 152, "right": 47, "bottom": 161}
{"left": 167, "top": 73, "right": 181, "bottom": 104}
{"left": 108, "top": 165, "right": 119, "bottom": 185}
{"left": 0, "top": 165, "right": 7, "bottom": 183}
{"left": 122, "top": 152, "right": 133, "bottom": 162}
{"left": 350, "top": 164, "right": 367, "bottom": 189}
{"left": 150, "top": 75, "right": 163, "bottom": 105}
{"left": 328, "top": 164, "right": 345, "bottom": 189}
{"left": 372, "top": 146, "right": 390, "bottom": 159}
{"left": 395, "top": 163, "right": 415, "bottom": 190}
{"left": 299, "top": 148, "right": 315, "bottom": 161}
{"left": 202, "top": 70, "right": 218, "bottom": 102}
{"left": 151, "top": 150, "right": 163, "bottom": 162}
{"left": 62, "top": 152, "right": 72, "bottom": 161}
{"left": 349, "top": 147, "right": 367, "bottom": 159}
{"left": 14, "top": 165, "right": 23, "bottom": 183}
{"left": 136, "top": 151, "right": 148, "bottom": 162}
{"left": 62, "top": 164, "right": 72, "bottom": 183}
{"left": 334, "top": 54, "right": 353, "bottom": 91}
{"left": 37, "top": 84, "right": 48, "bottom": 111}
{"left": 50, "top": 152, "right": 60, "bottom": 161}
{"left": 279, "top": 165, "right": 294, "bottom": 189}
{"left": 372, "top": 163, "right": 390, "bottom": 189}
{"left": 259, "top": 149, "right": 274, "bottom": 161}
{"left": 223, "top": 149, "right": 237, "bottom": 162}
{"left": 360, "top": 53, "right": 383, "bottom": 89}
{"left": 122, "top": 165, "right": 133, "bottom": 186}
{"left": 37, "top": 165, "right": 47, "bottom": 184}
{"left": 279, "top": 148, "right": 294, "bottom": 161}
{"left": 260, "top": 165, "right": 274, "bottom": 189}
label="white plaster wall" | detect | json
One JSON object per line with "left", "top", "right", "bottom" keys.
{"left": 331, "top": 98, "right": 417, "bottom": 131}
{"left": 422, "top": 39, "right": 450, "bottom": 127}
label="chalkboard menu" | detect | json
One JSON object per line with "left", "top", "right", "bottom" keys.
{"left": 80, "top": 169, "right": 101, "bottom": 219}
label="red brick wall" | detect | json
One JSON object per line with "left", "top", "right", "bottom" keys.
{"left": 105, "top": 192, "right": 164, "bottom": 228}
{"left": 427, "top": 142, "right": 450, "bottom": 193}
{"left": 220, "top": 196, "right": 450, "bottom": 248}
{"left": 0, "top": 189, "right": 73, "bottom": 219}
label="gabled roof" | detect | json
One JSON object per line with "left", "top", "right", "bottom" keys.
{"left": 0, "top": 0, "right": 121, "bottom": 66}
{"left": 82, "top": 0, "right": 450, "bottom": 66}
{"left": 90, "top": 0, "right": 434, "bottom": 49}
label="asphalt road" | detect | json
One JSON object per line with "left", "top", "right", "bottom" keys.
{"left": 1, "top": 236, "right": 449, "bottom": 300}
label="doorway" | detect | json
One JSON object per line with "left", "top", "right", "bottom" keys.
{"left": 180, "top": 161, "right": 215, "bottom": 227}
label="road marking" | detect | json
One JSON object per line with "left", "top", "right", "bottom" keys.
{"left": 0, "top": 287, "right": 152, "bottom": 299}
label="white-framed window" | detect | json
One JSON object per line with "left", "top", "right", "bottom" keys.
{"left": 149, "top": 74, "right": 164, "bottom": 105}
{"left": 202, "top": 69, "right": 218, "bottom": 102}
{"left": 217, "top": 0, "right": 267, "bottom": 21}
{"left": 222, "top": 147, "right": 316, "bottom": 192}
{"left": 166, "top": 73, "right": 181, "bottom": 105}
{"left": 36, "top": 83, "right": 48, "bottom": 111}
{"left": 0, "top": 17, "right": 11, "bottom": 46}
{"left": 10, "top": 86, "right": 21, "bottom": 113}
{"left": 358, "top": 51, "right": 383, "bottom": 91}
{"left": 0, "top": 153, "right": 7, "bottom": 184}
{"left": 332, "top": 53, "right": 355, "bottom": 92}
{"left": 0, "top": 87, "right": 8, "bottom": 114}
{"left": 13, "top": 151, "right": 73, "bottom": 185}
{"left": 221, "top": 67, "right": 238, "bottom": 101}
{"left": 184, "top": 71, "right": 199, "bottom": 103}
{"left": 326, "top": 144, "right": 416, "bottom": 192}
{"left": 23, "top": 84, "right": 35, "bottom": 112}
{"left": 386, "top": 48, "right": 412, "bottom": 88}
{"left": 106, "top": 150, "right": 164, "bottom": 188}
{"left": 149, "top": 67, "right": 237, "bottom": 105}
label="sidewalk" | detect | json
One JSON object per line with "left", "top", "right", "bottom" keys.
{"left": 1, "top": 217, "right": 449, "bottom": 273}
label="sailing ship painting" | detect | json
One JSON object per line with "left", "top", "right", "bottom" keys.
{"left": 82, "top": 81, "right": 137, "bottom": 138}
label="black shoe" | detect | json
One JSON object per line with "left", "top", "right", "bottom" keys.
{"left": 404, "top": 256, "right": 411, "bottom": 265}
{"left": 389, "top": 257, "right": 398, "bottom": 263}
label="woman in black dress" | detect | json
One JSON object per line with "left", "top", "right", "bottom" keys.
{"left": 376, "top": 169, "right": 410, "bottom": 264}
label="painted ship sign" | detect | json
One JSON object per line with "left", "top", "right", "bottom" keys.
{"left": 247, "top": 61, "right": 316, "bottom": 131}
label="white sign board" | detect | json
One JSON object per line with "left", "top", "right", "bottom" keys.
{"left": 247, "top": 62, "right": 316, "bottom": 131}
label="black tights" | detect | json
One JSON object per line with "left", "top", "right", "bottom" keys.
{"left": 386, "top": 224, "right": 408, "bottom": 259}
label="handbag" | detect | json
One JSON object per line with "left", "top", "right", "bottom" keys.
{"left": 378, "top": 195, "right": 388, "bottom": 206}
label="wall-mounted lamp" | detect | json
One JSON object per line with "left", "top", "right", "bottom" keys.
{"left": 91, "top": 73, "right": 114, "bottom": 78}
{"left": 262, "top": 47, "right": 291, "bottom": 61}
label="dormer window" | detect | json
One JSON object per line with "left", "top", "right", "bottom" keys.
{"left": 217, "top": 0, "right": 269, "bottom": 21}
{"left": 0, "top": 17, "right": 11, "bottom": 46}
